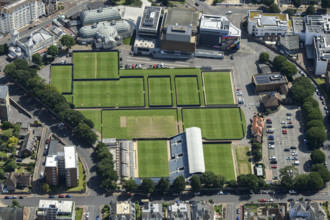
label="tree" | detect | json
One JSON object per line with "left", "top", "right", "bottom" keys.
{"left": 263, "top": 0, "right": 274, "bottom": 6}
{"left": 306, "top": 5, "right": 315, "bottom": 15}
{"left": 306, "top": 109, "right": 323, "bottom": 121}
{"left": 306, "top": 127, "right": 326, "bottom": 149}
{"left": 281, "top": 175, "right": 294, "bottom": 189}
{"left": 268, "top": 3, "right": 281, "bottom": 13}
{"left": 237, "top": 174, "right": 259, "bottom": 191}
{"left": 141, "top": 178, "right": 154, "bottom": 195}
{"left": 321, "top": 0, "right": 330, "bottom": 8}
{"left": 259, "top": 52, "right": 270, "bottom": 63}
{"left": 312, "top": 163, "right": 330, "bottom": 182}
{"left": 162, "top": 0, "right": 169, "bottom": 6}
{"left": 14, "top": 59, "right": 29, "bottom": 70}
{"left": 172, "top": 176, "right": 185, "bottom": 194}
{"left": 213, "top": 175, "right": 226, "bottom": 188}
{"left": 7, "top": 136, "right": 18, "bottom": 148}
{"left": 311, "top": 150, "right": 326, "bottom": 164}
{"left": 73, "top": 123, "right": 97, "bottom": 145}
{"left": 281, "top": 61, "right": 297, "bottom": 79}
{"left": 32, "top": 53, "right": 43, "bottom": 66}
{"left": 272, "top": 55, "right": 287, "bottom": 71}
{"left": 290, "top": 77, "right": 314, "bottom": 102}
{"left": 306, "top": 120, "right": 325, "bottom": 130}
{"left": 0, "top": 168, "right": 5, "bottom": 179}
{"left": 60, "top": 35, "right": 76, "bottom": 49}
{"left": 2, "top": 121, "right": 13, "bottom": 130}
{"left": 156, "top": 177, "right": 170, "bottom": 194}
{"left": 47, "top": 45, "right": 58, "bottom": 58}
{"left": 200, "top": 171, "right": 216, "bottom": 188}
{"left": 293, "top": 174, "right": 309, "bottom": 190}
{"left": 308, "top": 172, "right": 324, "bottom": 190}
{"left": 292, "top": 0, "right": 302, "bottom": 8}
{"left": 11, "top": 200, "right": 20, "bottom": 208}
{"left": 123, "top": 178, "right": 138, "bottom": 193}
{"left": 191, "top": 175, "right": 201, "bottom": 192}
{"left": 4, "top": 159, "right": 17, "bottom": 172}
{"left": 41, "top": 183, "right": 49, "bottom": 194}
{"left": 284, "top": 9, "right": 296, "bottom": 17}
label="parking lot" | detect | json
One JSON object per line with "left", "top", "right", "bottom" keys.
{"left": 264, "top": 106, "right": 311, "bottom": 179}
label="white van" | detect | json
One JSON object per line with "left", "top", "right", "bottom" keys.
{"left": 292, "top": 161, "right": 300, "bottom": 165}
{"left": 267, "top": 128, "right": 275, "bottom": 133}
{"left": 226, "top": 11, "right": 232, "bottom": 15}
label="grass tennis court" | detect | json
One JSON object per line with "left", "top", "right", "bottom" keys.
{"left": 204, "top": 144, "right": 235, "bottom": 180}
{"left": 182, "top": 108, "right": 244, "bottom": 139}
{"left": 73, "top": 78, "right": 145, "bottom": 107}
{"left": 203, "top": 72, "right": 234, "bottom": 105}
{"left": 148, "top": 77, "right": 172, "bottom": 106}
{"left": 175, "top": 77, "right": 200, "bottom": 106}
{"left": 51, "top": 65, "right": 72, "bottom": 93}
{"left": 79, "top": 110, "right": 102, "bottom": 134}
{"left": 73, "top": 52, "right": 118, "bottom": 79}
{"left": 63, "top": 95, "right": 72, "bottom": 103}
{"left": 102, "top": 109, "right": 178, "bottom": 139}
{"left": 235, "top": 146, "right": 251, "bottom": 175}
{"left": 138, "top": 141, "right": 169, "bottom": 177}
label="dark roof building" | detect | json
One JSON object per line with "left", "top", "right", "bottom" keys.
{"left": 262, "top": 92, "right": 282, "bottom": 109}
{"left": 191, "top": 202, "right": 214, "bottom": 220}
{"left": 163, "top": 8, "right": 199, "bottom": 34}
{"left": 278, "top": 35, "right": 300, "bottom": 55}
{"left": 5, "top": 172, "right": 30, "bottom": 192}
{"left": 0, "top": 207, "right": 24, "bottom": 220}
{"left": 253, "top": 73, "right": 288, "bottom": 93}
{"left": 20, "top": 131, "right": 35, "bottom": 156}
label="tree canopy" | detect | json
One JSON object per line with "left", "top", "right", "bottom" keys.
{"left": 123, "top": 178, "right": 138, "bottom": 193}
{"left": 289, "top": 77, "right": 314, "bottom": 102}
{"left": 47, "top": 45, "right": 58, "bottom": 57}
{"left": 306, "top": 5, "right": 315, "bottom": 15}
{"left": 172, "top": 176, "right": 186, "bottom": 194}
{"left": 259, "top": 52, "right": 270, "bottom": 63}
{"left": 308, "top": 172, "right": 324, "bottom": 190}
{"left": 281, "top": 61, "right": 297, "bottom": 79}
{"left": 272, "top": 55, "right": 287, "bottom": 71}
{"left": 60, "top": 35, "right": 76, "bottom": 49}
{"left": 191, "top": 175, "right": 201, "bottom": 192}
{"left": 156, "top": 177, "right": 170, "bottom": 194}
{"left": 32, "top": 53, "right": 43, "bottom": 66}
{"left": 268, "top": 3, "right": 281, "bottom": 13}
{"left": 292, "top": 0, "right": 302, "bottom": 8}
{"left": 312, "top": 163, "right": 330, "bottom": 182}
{"left": 237, "top": 174, "right": 259, "bottom": 191}
{"left": 306, "top": 127, "right": 326, "bottom": 149}
{"left": 141, "top": 178, "right": 155, "bottom": 194}
{"left": 311, "top": 150, "right": 326, "bottom": 164}
{"left": 321, "top": 0, "right": 330, "bottom": 8}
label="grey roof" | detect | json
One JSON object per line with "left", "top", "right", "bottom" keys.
{"left": 80, "top": 7, "right": 121, "bottom": 26}
{"left": 142, "top": 203, "right": 164, "bottom": 220}
{"left": 79, "top": 21, "right": 131, "bottom": 39}
{"left": 139, "top": 6, "right": 161, "bottom": 31}
{"left": 292, "top": 17, "right": 304, "bottom": 34}
{"left": 21, "top": 132, "right": 34, "bottom": 154}
{"left": 164, "top": 8, "right": 199, "bottom": 33}
{"left": 279, "top": 35, "right": 300, "bottom": 51}
{"left": 254, "top": 73, "right": 287, "bottom": 85}
{"left": 48, "top": 139, "right": 60, "bottom": 156}
{"left": 0, "top": 207, "right": 23, "bottom": 220}
{"left": 192, "top": 203, "right": 213, "bottom": 220}
{"left": 261, "top": 16, "right": 277, "bottom": 26}
{"left": 0, "top": 86, "right": 8, "bottom": 99}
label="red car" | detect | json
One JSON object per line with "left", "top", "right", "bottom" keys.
{"left": 282, "top": 129, "right": 287, "bottom": 134}
{"left": 132, "top": 64, "right": 135, "bottom": 68}
{"left": 45, "top": 25, "right": 50, "bottom": 28}
{"left": 260, "top": 199, "right": 267, "bottom": 202}
{"left": 266, "top": 119, "right": 272, "bottom": 122}
{"left": 58, "top": 194, "right": 65, "bottom": 198}
{"left": 271, "top": 165, "right": 277, "bottom": 168}
{"left": 153, "top": 64, "right": 157, "bottom": 68}
{"left": 46, "top": 138, "right": 50, "bottom": 144}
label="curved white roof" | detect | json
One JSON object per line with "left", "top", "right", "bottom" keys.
{"left": 80, "top": 7, "right": 121, "bottom": 26}
{"left": 185, "top": 127, "right": 205, "bottom": 174}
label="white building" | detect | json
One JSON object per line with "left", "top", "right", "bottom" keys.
{"left": 37, "top": 200, "right": 75, "bottom": 220}
{"left": 247, "top": 10, "right": 289, "bottom": 37}
{"left": 64, "top": 146, "right": 79, "bottom": 188}
{"left": 0, "top": 0, "right": 45, "bottom": 34}
{"left": 313, "top": 35, "right": 330, "bottom": 75}
{"left": 289, "top": 202, "right": 326, "bottom": 220}
{"left": 185, "top": 127, "right": 205, "bottom": 174}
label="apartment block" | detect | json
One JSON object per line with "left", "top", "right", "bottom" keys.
{"left": 64, "top": 146, "right": 78, "bottom": 188}
{"left": 37, "top": 200, "right": 75, "bottom": 220}
{"left": 0, "top": 0, "right": 45, "bottom": 33}
{"left": 45, "top": 155, "right": 58, "bottom": 186}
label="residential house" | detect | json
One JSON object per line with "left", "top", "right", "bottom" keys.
{"left": 167, "top": 202, "right": 191, "bottom": 220}
{"left": 191, "top": 202, "right": 214, "bottom": 220}
{"left": 262, "top": 92, "right": 282, "bottom": 110}
{"left": 20, "top": 131, "right": 35, "bottom": 156}
{"left": 111, "top": 202, "right": 135, "bottom": 220}
{"left": 5, "top": 172, "right": 30, "bottom": 192}
{"left": 141, "top": 201, "right": 164, "bottom": 220}
{"left": 289, "top": 202, "right": 326, "bottom": 220}
{"left": 251, "top": 115, "right": 264, "bottom": 143}
{"left": 19, "top": 122, "right": 30, "bottom": 138}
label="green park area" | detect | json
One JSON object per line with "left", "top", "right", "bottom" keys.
{"left": 138, "top": 141, "right": 169, "bottom": 177}
{"left": 175, "top": 77, "right": 200, "bottom": 106}
{"left": 203, "top": 144, "right": 235, "bottom": 180}
{"left": 50, "top": 65, "right": 72, "bottom": 93}
{"left": 148, "top": 77, "right": 172, "bottom": 106}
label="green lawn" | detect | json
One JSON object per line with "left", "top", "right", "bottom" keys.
{"left": 102, "top": 109, "right": 178, "bottom": 139}
{"left": 203, "top": 72, "right": 234, "bottom": 105}
{"left": 75, "top": 208, "right": 83, "bottom": 220}
{"left": 120, "top": 68, "right": 205, "bottom": 106}
{"left": 182, "top": 108, "right": 244, "bottom": 140}
{"left": 204, "top": 144, "right": 235, "bottom": 180}
{"left": 175, "top": 77, "right": 200, "bottom": 105}
{"left": 79, "top": 110, "right": 101, "bottom": 134}
{"left": 96, "top": 52, "right": 119, "bottom": 79}
{"left": 235, "top": 146, "right": 251, "bottom": 175}
{"left": 51, "top": 65, "right": 72, "bottom": 93}
{"left": 67, "top": 161, "right": 86, "bottom": 192}
{"left": 138, "top": 141, "right": 169, "bottom": 177}
{"left": 63, "top": 95, "right": 72, "bottom": 103}
{"left": 73, "top": 52, "right": 96, "bottom": 79}
{"left": 73, "top": 78, "right": 145, "bottom": 107}
{"left": 148, "top": 77, "right": 172, "bottom": 106}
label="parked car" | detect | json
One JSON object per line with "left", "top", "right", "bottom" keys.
{"left": 58, "top": 194, "right": 65, "bottom": 198}
{"left": 195, "top": 2, "right": 199, "bottom": 6}
{"left": 271, "top": 165, "right": 277, "bottom": 168}
{"left": 284, "top": 148, "right": 290, "bottom": 151}
{"left": 260, "top": 199, "right": 267, "bottom": 202}
{"left": 268, "top": 199, "right": 274, "bottom": 202}
{"left": 286, "top": 113, "right": 292, "bottom": 116}
{"left": 288, "top": 198, "right": 294, "bottom": 202}
{"left": 46, "top": 138, "right": 50, "bottom": 144}
{"left": 282, "top": 129, "right": 287, "bottom": 134}
{"left": 268, "top": 144, "right": 275, "bottom": 149}
{"left": 290, "top": 146, "right": 297, "bottom": 149}
{"left": 217, "top": 191, "right": 223, "bottom": 195}
{"left": 270, "top": 160, "right": 277, "bottom": 164}
{"left": 289, "top": 190, "right": 297, "bottom": 194}
{"left": 281, "top": 121, "right": 287, "bottom": 124}
{"left": 288, "top": 121, "right": 293, "bottom": 124}
{"left": 19, "top": 196, "right": 24, "bottom": 199}
{"left": 269, "top": 156, "right": 277, "bottom": 160}
{"left": 12, "top": 196, "right": 17, "bottom": 199}
{"left": 4, "top": 196, "right": 11, "bottom": 199}
{"left": 65, "top": 194, "right": 72, "bottom": 198}
{"left": 49, "top": 195, "right": 55, "bottom": 198}
{"left": 288, "top": 125, "right": 294, "bottom": 128}
{"left": 237, "top": 208, "right": 240, "bottom": 214}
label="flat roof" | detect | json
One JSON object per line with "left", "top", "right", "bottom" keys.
{"left": 185, "top": 127, "right": 205, "bottom": 174}
{"left": 253, "top": 73, "right": 287, "bottom": 85}
{"left": 0, "top": 86, "right": 8, "bottom": 99}
{"left": 38, "top": 200, "right": 74, "bottom": 214}
{"left": 139, "top": 6, "right": 161, "bottom": 31}
{"left": 164, "top": 8, "right": 199, "bottom": 33}
{"left": 64, "top": 146, "right": 76, "bottom": 169}
{"left": 249, "top": 10, "right": 288, "bottom": 21}
{"left": 280, "top": 35, "right": 299, "bottom": 50}
{"left": 45, "top": 155, "right": 57, "bottom": 167}
{"left": 292, "top": 17, "right": 304, "bottom": 34}
{"left": 200, "top": 14, "right": 241, "bottom": 37}
{"left": 116, "top": 202, "right": 132, "bottom": 215}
